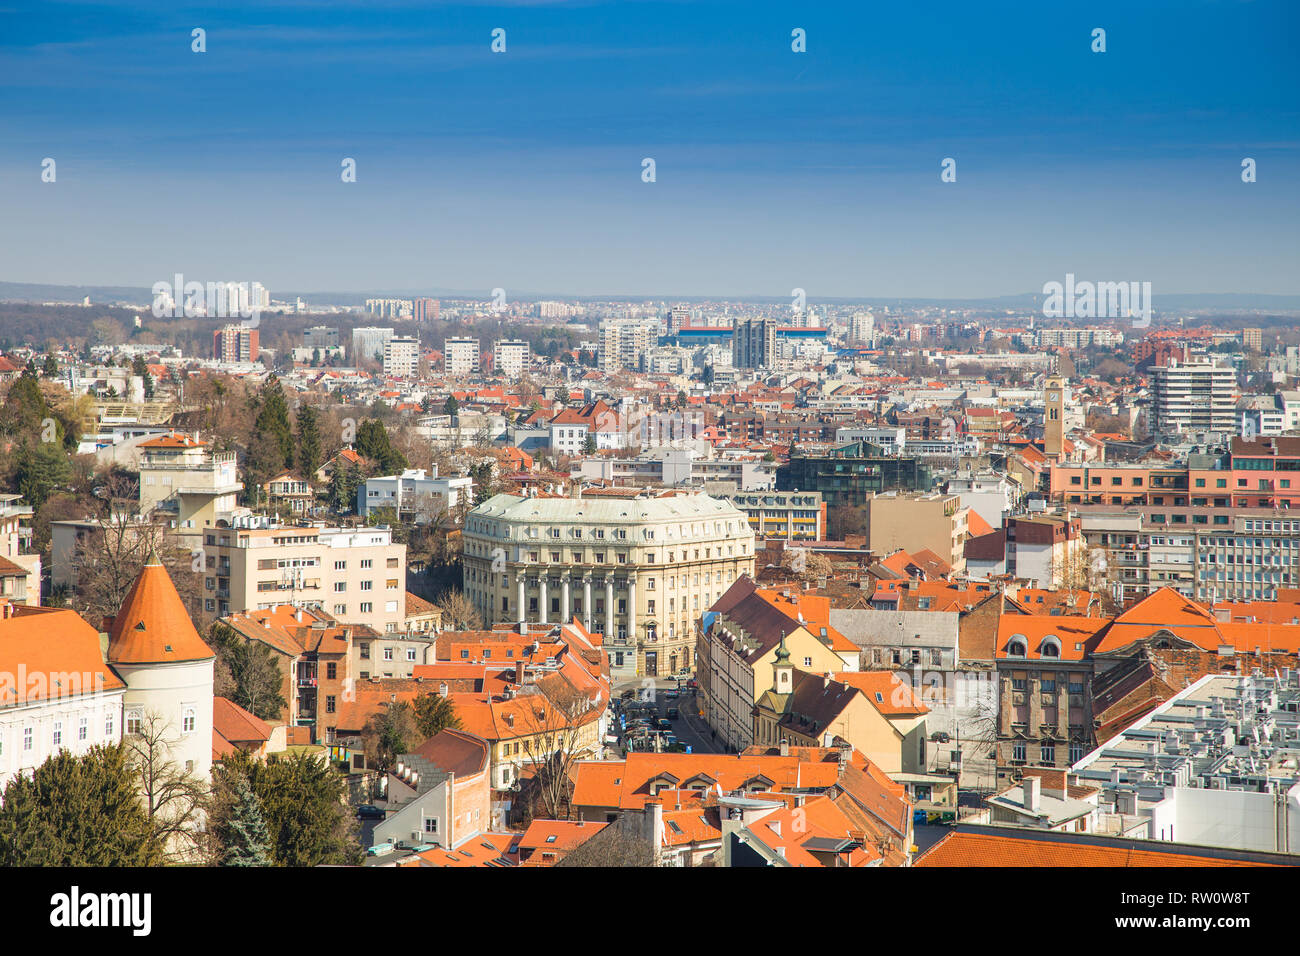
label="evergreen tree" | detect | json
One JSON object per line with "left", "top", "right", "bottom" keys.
{"left": 14, "top": 438, "right": 72, "bottom": 511}
{"left": 0, "top": 745, "right": 165, "bottom": 866}
{"left": 469, "top": 460, "right": 495, "bottom": 505}
{"left": 443, "top": 395, "right": 459, "bottom": 417}
{"left": 414, "top": 693, "right": 462, "bottom": 740}
{"left": 217, "top": 770, "right": 272, "bottom": 867}
{"left": 253, "top": 376, "right": 294, "bottom": 472}
{"left": 328, "top": 462, "right": 349, "bottom": 513}
{"left": 225, "top": 751, "right": 361, "bottom": 867}
{"left": 0, "top": 374, "right": 47, "bottom": 438}
{"left": 356, "top": 419, "right": 407, "bottom": 475}
{"left": 42, "top": 353, "right": 59, "bottom": 378}
{"left": 296, "top": 404, "right": 322, "bottom": 480}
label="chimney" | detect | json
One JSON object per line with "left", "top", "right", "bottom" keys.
{"left": 779, "top": 739, "right": 789, "bottom": 757}
{"left": 644, "top": 800, "right": 664, "bottom": 865}
{"left": 516, "top": 660, "right": 525, "bottom": 684}
{"left": 1023, "top": 775, "right": 1041, "bottom": 813}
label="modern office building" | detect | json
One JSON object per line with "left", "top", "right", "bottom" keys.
{"left": 775, "top": 442, "right": 937, "bottom": 513}
{"left": 723, "top": 491, "right": 825, "bottom": 541}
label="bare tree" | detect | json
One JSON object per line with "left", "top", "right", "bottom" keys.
{"left": 780, "top": 548, "right": 832, "bottom": 585}
{"left": 555, "top": 824, "right": 655, "bottom": 867}
{"left": 125, "top": 710, "right": 212, "bottom": 864}
{"left": 435, "top": 589, "right": 483, "bottom": 630}
{"left": 518, "top": 679, "right": 601, "bottom": 821}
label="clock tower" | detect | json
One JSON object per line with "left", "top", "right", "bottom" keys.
{"left": 1043, "top": 375, "right": 1066, "bottom": 459}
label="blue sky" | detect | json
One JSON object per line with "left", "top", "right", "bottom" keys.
{"left": 1, "top": 0, "right": 1297, "bottom": 298}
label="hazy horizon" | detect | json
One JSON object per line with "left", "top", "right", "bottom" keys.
{"left": 2, "top": 1, "right": 1298, "bottom": 298}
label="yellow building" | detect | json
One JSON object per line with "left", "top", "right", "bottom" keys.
{"left": 754, "top": 648, "right": 930, "bottom": 776}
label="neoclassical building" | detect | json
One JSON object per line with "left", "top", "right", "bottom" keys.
{"left": 462, "top": 490, "right": 755, "bottom": 680}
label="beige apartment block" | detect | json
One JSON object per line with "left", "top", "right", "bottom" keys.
{"left": 200, "top": 523, "right": 406, "bottom": 632}
{"left": 138, "top": 433, "right": 242, "bottom": 534}
{"left": 461, "top": 489, "right": 756, "bottom": 680}
{"left": 865, "top": 492, "right": 970, "bottom": 572}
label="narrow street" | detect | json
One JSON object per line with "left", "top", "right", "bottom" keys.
{"left": 611, "top": 677, "right": 724, "bottom": 755}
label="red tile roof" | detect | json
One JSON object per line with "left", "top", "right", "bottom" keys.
{"left": 917, "top": 828, "right": 1288, "bottom": 867}
{"left": 107, "top": 557, "right": 214, "bottom": 665}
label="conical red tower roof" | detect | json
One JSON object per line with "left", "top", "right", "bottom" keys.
{"left": 107, "top": 554, "right": 214, "bottom": 665}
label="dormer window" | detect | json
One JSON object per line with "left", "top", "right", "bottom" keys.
{"left": 1039, "top": 635, "right": 1062, "bottom": 658}
{"left": 1007, "top": 635, "right": 1028, "bottom": 657}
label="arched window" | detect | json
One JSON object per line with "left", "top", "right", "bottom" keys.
{"left": 1007, "top": 635, "right": 1028, "bottom": 657}
{"left": 1039, "top": 635, "right": 1062, "bottom": 658}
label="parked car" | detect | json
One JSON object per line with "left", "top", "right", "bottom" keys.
{"left": 356, "top": 804, "right": 386, "bottom": 820}
{"left": 664, "top": 690, "right": 680, "bottom": 700}
{"left": 656, "top": 718, "right": 672, "bottom": 731}
{"left": 666, "top": 707, "right": 680, "bottom": 720}
{"left": 930, "top": 731, "right": 951, "bottom": 743}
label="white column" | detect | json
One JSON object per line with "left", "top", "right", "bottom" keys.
{"left": 627, "top": 574, "right": 637, "bottom": 648}
{"left": 561, "top": 577, "right": 571, "bottom": 624}
{"left": 606, "top": 577, "right": 615, "bottom": 639}
{"left": 516, "top": 574, "right": 525, "bottom": 622}
{"left": 538, "top": 576, "right": 548, "bottom": 625}
{"left": 583, "top": 576, "right": 593, "bottom": 632}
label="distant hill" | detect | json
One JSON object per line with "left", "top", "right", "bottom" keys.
{"left": 2, "top": 280, "right": 1298, "bottom": 312}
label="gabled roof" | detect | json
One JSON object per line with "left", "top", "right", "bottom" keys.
{"left": 831, "top": 671, "right": 929, "bottom": 718}
{"left": 408, "top": 728, "right": 490, "bottom": 777}
{"left": 212, "top": 696, "right": 272, "bottom": 745}
{"left": 916, "top": 826, "right": 1293, "bottom": 867}
{"left": 107, "top": 557, "right": 214, "bottom": 665}
{"left": 0, "top": 605, "right": 126, "bottom": 705}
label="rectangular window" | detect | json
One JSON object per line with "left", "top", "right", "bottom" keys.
{"left": 384, "top": 647, "right": 394, "bottom": 661}
{"left": 126, "top": 712, "right": 141, "bottom": 735}
{"left": 361, "top": 559, "right": 373, "bottom": 569}
{"left": 105, "top": 713, "right": 114, "bottom": 737}
{"left": 326, "top": 696, "right": 336, "bottom": 714}
{"left": 52, "top": 722, "right": 62, "bottom": 747}
{"left": 182, "top": 707, "right": 196, "bottom": 734}
{"left": 326, "top": 662, "right": 337, "bottom": 680}
{"left": 79, "top": 717, "right": 88, "bottom": 741}
{"left": 1041, "top": 742, "right": 1055, "bottom": 764}
{"left": 406, "top": 648, "right": 416, "bottom": 662}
